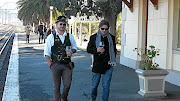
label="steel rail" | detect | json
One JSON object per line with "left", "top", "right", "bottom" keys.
{"left": 0, "top": 26, "right": 14, "bottom": 41}
{"left": 0, "top": 25, "right": 12, "bottom": 32}
{"left": 0, "top": 28, "right": 15, "bottom": 56}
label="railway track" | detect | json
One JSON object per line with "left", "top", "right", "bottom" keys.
{"left": 0, "top": 25, "right": 16, "bottom": 100}
{"left": 0, "top": 26, "right": 15, "bottom": 56}
{"left": 0, "top": 25, "right": 12, "bottom": 34}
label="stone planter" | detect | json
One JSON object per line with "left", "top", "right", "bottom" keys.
{"left": 135, "top": 69, "right": 169, "bottom": 97}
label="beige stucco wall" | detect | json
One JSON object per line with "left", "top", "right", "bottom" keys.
{"left": 122, "top": 0, "right": 180, "bottom": 72}
{"left": 147, "top": 0, "right": 180, "bottom": 71}
{"left": 171, "top": 0, "right": 180, "bottom": 71}
{"left": 122, "top": 0, "right": 180, "bottom": 87}
{"left": 122, "top": 0, "right": 169, "bottom": 68}
{"left": 147, "top": 0, "right": 168, "bottom": 69}
{"left": 123, "top": 1, "right": 139, "bottom": 61}
{"left": 173, "top": 54, "right": 180, "bottom": 71}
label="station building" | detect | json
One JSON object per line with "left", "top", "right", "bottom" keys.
{"left": 121, "top": 0, "right": 180, "bottom": 86}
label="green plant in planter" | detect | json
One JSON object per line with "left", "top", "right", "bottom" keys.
{"left": 133, "top": 45, "right": 160, "bottom": 70}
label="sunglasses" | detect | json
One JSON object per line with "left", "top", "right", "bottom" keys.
{"left": 101, "top": 28, "right": 109, "bottom": 31}
{"left": 59, "top": 23, "right": 66, "bottom": 26}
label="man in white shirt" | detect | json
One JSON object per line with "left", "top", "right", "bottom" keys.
{"left": 44, "top": 16, "right": 77, "bottom": 101}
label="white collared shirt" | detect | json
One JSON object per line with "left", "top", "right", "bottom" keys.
{"left": 44, "top": 31, "right": 77, "bottom": 57}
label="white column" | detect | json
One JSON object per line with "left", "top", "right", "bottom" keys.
{"left": 72, "top": 22, "right": 74, "bottom": 35}
{"left": 166, "top": 0, "right": 175, "bottom": 69}
{"left": 74, "top": 22, "right": 77, "bottom": 36}
{"left": 33, "top": 23, "right": 35, "bottom": 33}
{"left": 5, "top": 9, "right": 7, "bottom": 24}
{"left": 80, "top": 22, "right": 82, "bottom": 45}
{"left": 89, "top": 22, "right": 92, "bottom": 38}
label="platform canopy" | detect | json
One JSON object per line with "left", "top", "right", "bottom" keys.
{"left": 68, "top": 16, "right": 103, "bottom": 24}
{"left": 68, "top": 16, "right": 104, "bottom": 46}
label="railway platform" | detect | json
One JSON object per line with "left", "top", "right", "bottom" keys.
{"left": 1, "top": 31, "right": 180, "bottom": 101}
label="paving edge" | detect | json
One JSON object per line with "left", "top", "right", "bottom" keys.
{"left": 2, "top": 33, "right": 20, "bottom": 101}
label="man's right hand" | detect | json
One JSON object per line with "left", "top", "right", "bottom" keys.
{"left": 45, "top": 55, "right": 53, "bottom": 67}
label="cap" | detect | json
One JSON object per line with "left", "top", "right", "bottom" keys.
{"left": 56, "top": 16, "right": 66, "bottom": 23}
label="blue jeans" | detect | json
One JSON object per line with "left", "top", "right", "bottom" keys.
{"left": 91, "top": 67, "right": 113, "bottom": 101}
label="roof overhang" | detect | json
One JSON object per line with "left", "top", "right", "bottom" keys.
{"left": 150, "top": 0, "right": 158, "bottom": 10}
{"left": 122, "top": 0, "right": 158, "bottom": 12}
{"left": 122, "top": 0, "right": 133, "bottom": 12}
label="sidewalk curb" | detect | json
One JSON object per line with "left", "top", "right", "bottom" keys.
{"left": 2, "top": 33, "right": 20, "bottom": 101}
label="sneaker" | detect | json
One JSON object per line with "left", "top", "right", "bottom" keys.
{"left": 61, "top": 96, "right": 68, "bottom": 101}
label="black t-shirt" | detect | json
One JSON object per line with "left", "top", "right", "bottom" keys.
{"left": 101, "top": 36, "right": 109, "bottom": 56}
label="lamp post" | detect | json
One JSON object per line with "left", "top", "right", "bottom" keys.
{"left": 1, "top": 9, "right": 3, "bottom": 24}
{"left": 50, "top": 6, "right": 53, "bottom": 33}
{"left": 0, "top": 7, "right": 1, "bottom": 24}
{"left": 0, "top": 9, "right": 6, "bottom": 24}
{"left": 5, "top": 9, "right": 7, "bottom": 24}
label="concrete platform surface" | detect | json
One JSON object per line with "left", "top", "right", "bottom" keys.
{"left": 2, "top": 32, "right": 180, "bottom": 101}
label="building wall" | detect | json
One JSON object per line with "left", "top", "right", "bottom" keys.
{"left": 173, "top": 54, "right": 180, "bottom": 70}
{"left": 147, "top": 0, "right": 168, "bottom": 69}
{"left": 171, "top": 0, "right": 180, "bottom": 71}
{"left": 121, "top": 0, "right": 170, "bottom": 69}
{"left": 146, "top": 0, "right": 180, "bottom": 72}
{"left": 121, "top": 0, "right": 145, "bottom": 69}
{"left": 166, "top": 0, "right": 180, "bottom": 72}
{"left": 121, "top": 0, "right": 180, "bottom": 86}
{"left": 123, "top": 1, "right": 139, "bottom": 60}
{"left": 166, "top": 0, "right": 180, "bottom": 86}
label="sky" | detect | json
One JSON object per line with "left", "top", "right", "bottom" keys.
{"left": 0, "top": 0, "right": 18, "bottom": 9}
{"left": 0, "top": 0, "right": 19, "bottom": 13}
{"left": 0, "top": 0, "right": 20, "bottom": 23}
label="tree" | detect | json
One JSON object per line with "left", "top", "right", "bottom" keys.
{"left": 91, "top": 0, "right": 122, "bottom": 36}
{"left": 93, "top": 0, "right": 122, "bottom": 39}
{"left": 17, "top": 0, "right": 122, "bottom": 37}
{"left": 17, "top": 0, "right": 51, "bottom": 25}
{"left": 116, "top": 13, "right": 122, "bottom": 44}
{"left": 52, "top": 0, "right": 122, "bottom": 36}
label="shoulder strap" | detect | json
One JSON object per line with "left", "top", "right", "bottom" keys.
{"left": 52, "top": 32, "right": 56, "bottom": 39}
{"left": 66, "top": 33, "right": 70, "bottom": 40}
{"left": 65, "top": 33, "right": 71, "bottom": 46}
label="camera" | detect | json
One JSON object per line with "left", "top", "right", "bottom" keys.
{"left": 108, "top": 61, "right": 116, "bottom": 67}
